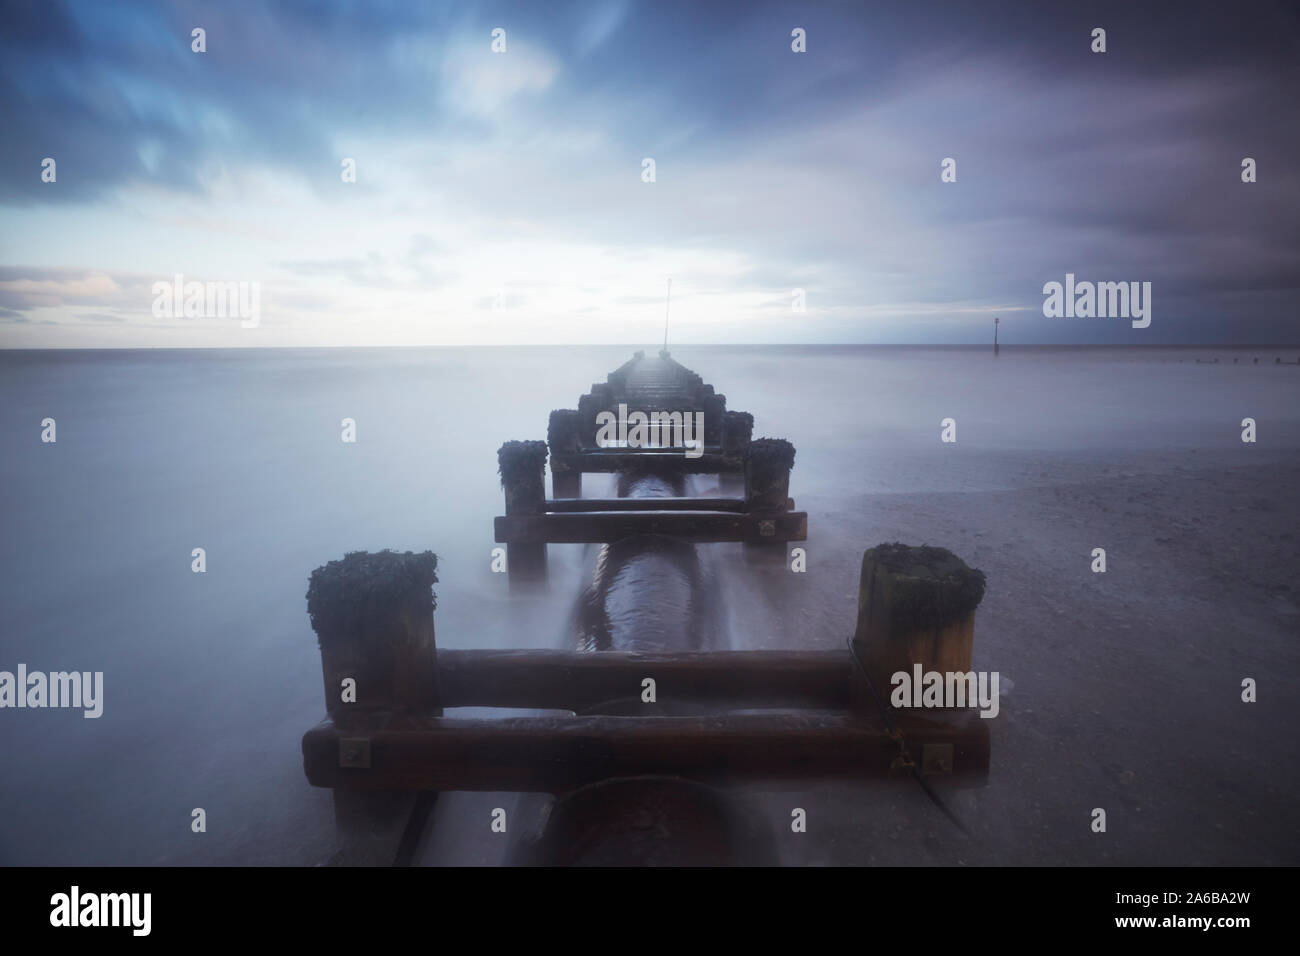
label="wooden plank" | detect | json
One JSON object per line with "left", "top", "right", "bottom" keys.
{"left": 302, "top": 710, "right": 990, "bottom": 793}
{"left": 544, "top": 496, "right": 746, "bottom": 514}
{"left": 556, "top": 451, "right": 737, "bottom": 474}
{"left": 580, "top": 447, "right": 724, "bottom": 456}
{"left": 436, "top": 649, "right": 850, "bottom": 710}
{"left": 494, "top": 510, "right": 807, "bottom": 544}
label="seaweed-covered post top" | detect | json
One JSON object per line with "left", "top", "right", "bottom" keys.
{"left": 498, "top": 440, "right": 548, "bottom": 514}
{"left": 306, "top": 549, "right": 440, "bottom": 726}
{"left": 548, "top": 409, "right": 582, "bottom": 458}
{"left": 722, "top": 410, "right": 754, "bottom": 456}
{"left": 744, "top": 438, "right": 796, "bottom": 512}
{"left": 852, "top": 543, "right": 987, "bottom": 707}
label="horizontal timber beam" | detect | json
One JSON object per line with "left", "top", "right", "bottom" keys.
{"left": 302, "top": 710, "right": 990, "bottom": 793}
{"left": 436, "top": 648, "right": 849, "bottom": 710}
{"left": 494, "top": 510, "right": 808, "bottom": 544}
{"left": 543, "top": 496, "right": 747, "bottom": 513}
{"left": 552, "top": 451, "right": 737, "bottom": 474}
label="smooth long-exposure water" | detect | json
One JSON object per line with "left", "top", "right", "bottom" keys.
{"left": 2, "top": 345, "right": 1297, "bottom": 865}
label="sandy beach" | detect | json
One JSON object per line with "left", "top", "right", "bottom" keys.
{"left": 735, "top": 448, "right": 1300, "bottom": 865}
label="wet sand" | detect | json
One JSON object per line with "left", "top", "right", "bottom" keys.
{"left": 726, "top": 448, "right": 1300, "bottom": 865}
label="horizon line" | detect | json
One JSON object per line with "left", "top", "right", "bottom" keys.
{"left": 4, "top": 343, "right": 1300, "bottom": 352}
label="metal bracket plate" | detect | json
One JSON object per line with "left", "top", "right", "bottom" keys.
{"left": 921, "top": 742, "right": 953, "bottom": 776}
{"left": 339, "top": 737, "right": 371, "bottom": 769}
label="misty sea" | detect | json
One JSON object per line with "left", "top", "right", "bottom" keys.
{"left": 2, "top": 345, "right": 1298, "bottom": 865}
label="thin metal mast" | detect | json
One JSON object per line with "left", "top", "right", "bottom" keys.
{"left": 663, "top": 278, "right": 672, "bottom": 353}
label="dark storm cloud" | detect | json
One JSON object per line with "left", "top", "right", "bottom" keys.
{"left": 0, "top": 0, "right": 481, "bottom": 203}
{"left": 8, "top": 0, "right": 1288, "bottom": 198}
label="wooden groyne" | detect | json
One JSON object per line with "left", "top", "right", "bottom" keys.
{"left": 549, "top": 350, "right": 743, "bottom": 491}
{"left": 498, "top": 350, "right": 804, "bottom": 584}
{"left": 299, "top": 352, "right": 992, "bottom": 865}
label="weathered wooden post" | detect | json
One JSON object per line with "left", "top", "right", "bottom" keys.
{"left": 701, "top": 387, "right": 726, "bottom": 447}
{"left": 305, "top": 549, "right": 440, "bottom": 864}
{"left": 721, "top": 410, "right": 753, "bottom": 494}
{"left": 851, "top": 543, "right": 986, "bottom": 712}
{"left": 498, "top": 440, "right": 549, "bottom": 584}
{"left": 307, "top": 549, "right": 441, "bottom": 727}
{"left": 548, "top": 409, "right": 582, "bottom": 498}
{"left": 744, "top": 438, "right": 794, "bottom": 512}
{"left": 744, "top": 438, "right": 795, "bottom": 562}
{"left": 578, "top": 383, "right": 614, "bottom": 448}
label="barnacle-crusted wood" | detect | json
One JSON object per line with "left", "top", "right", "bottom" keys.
{"left": 306, "top": 549, "right": 438, "bottom": 647}
{"left": 498, "top": 439, "right": 548, "bottom": 516}
{"left": 859, "top": 543, "right": 985, "bottom": 635}
{"left": 547, "top": 409, "right": 582, "bottom": 457}
{"left": 498, "top": 440, "right": 550, "bottom": 581}
{"left": 744, "top": 438, "right": 796, "bottom": 514}
{"left": 724, "top": 410, "right": 754, "bottom": 444}
{"left": 746, "top": 437, "right": 795, "bottom": 473}
{"left": 498, "top": 439, "right": 548, "bottom": 487}
{"left": 307, "top": 549, "right": 441, "bottom": 727}
{"left": 853, "top": 543, "right": 986, "bottom": 706}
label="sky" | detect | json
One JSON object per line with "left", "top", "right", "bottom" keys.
{"left": 0, "top": 0, "right": 1297, "bottom": 347}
